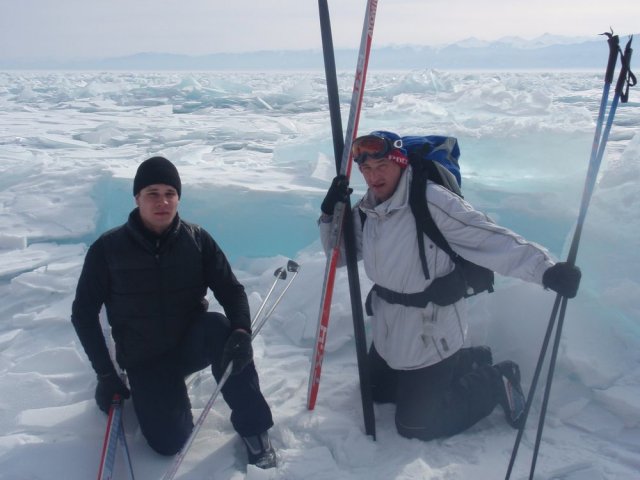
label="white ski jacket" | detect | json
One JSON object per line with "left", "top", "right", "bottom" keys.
{"left": 319, "top": 167, "right": 555, "bottom": 370}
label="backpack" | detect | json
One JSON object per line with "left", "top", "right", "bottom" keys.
{"left": 404, "top": 135, "right": 494, "bottom": 297}
{"left": 360, "top": 135, "right": 494, "bottom": 308}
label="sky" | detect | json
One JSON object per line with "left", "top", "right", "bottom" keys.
{"left": 1, "top": 0, "right": 638, "bottom": 62}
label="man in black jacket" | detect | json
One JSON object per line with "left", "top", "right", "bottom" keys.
{"left": 71, "top": 156, "right": 276, "bottom": 468}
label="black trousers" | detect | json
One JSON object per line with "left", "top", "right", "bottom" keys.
{"left": 126, "top": 312, "right": 273, "bottom": 455}
{"left": 369, "top": 345, "right": 499, "bottom": 441}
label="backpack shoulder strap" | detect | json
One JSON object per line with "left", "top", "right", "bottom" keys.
{"left": 409, "top": 154, "right": 460, "bottom": 280}
{"left": 357, "top": 201, "right": 367, "bottom": 230}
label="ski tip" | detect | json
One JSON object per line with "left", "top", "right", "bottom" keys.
{"left": 274, "top": 267, "right": 286, "bottom": 279}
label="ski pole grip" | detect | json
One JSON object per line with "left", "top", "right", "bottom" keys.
{"left": 287, "top": 259, "right": 300, "bottom": 273}
{"left": 605, "top": 32, "right": 620, "bottom": 84}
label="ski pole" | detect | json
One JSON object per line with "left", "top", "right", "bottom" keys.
{"left": 185, "top": 266, "right": 287, "bottom": 393}
{"left": 589, "top": 31, "right": 620, "bottom": 163}
{"left": 571, "top": 35, "right": 635, "bottom": 261}
{"left": 525, "top": 36, "right": 635, "bottom": 480}
{"left": 118, "top": 407, "right": 136, "bottom": 480}
{"left": 504, "top": 32, "right": 620, "bottom": 480}
{"left": 251, "top": 260, "right": 300, "bottom": 335}
{"left": 97, "top": 313, "right": 135, "bottom": 480}
{"left": 97, "top": 372, "right": 136, "bottom": 480}
{"left": 162, "top": 260, "right": 300, "bottom": 480}
{"left": 508, "top": 35, "right": 634, "bottom": 480}
{"left": 308, "top": 0, "right": 378, "bottom": 440}
{"left": 505, "top": 34, "right": 635, "bottom": 480}
{"left": 97, "top": 394, "right": 124, "bottom": 480}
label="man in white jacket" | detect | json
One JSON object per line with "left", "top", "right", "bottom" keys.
{"left": 319, "top": 131, "right": 581, "bottom": 441}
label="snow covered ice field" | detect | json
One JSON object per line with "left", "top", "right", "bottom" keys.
{"left": 0, "top": 69, "right": 639, "bottom": 479}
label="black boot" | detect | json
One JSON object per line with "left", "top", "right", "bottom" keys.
{"left": 242, "top": 431, "right": 277, "bottom": 469}
{"left": 471, "top": 346, "right": 493, "bottom": 368}
{"left": 452, "top": 346, "right": 493, "bottom": 380}
{"left": 494, "top": 361, "right": 526, "bottom": 429}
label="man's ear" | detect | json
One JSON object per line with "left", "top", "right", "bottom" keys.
{"left": 134, "top": 194, "right": 140, "bottom": 207}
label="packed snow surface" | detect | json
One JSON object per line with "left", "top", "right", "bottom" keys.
{"left": 0, "top": 69, "right": 638, "bottom": 479}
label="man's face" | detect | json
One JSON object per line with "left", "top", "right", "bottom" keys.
{"left": 135, "top": 184, "right": 179, "bottom": 234}
{"left": 358, "top": 157, "right": 404, "bottom": 202}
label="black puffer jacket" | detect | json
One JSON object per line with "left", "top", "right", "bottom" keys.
{"left": 71, "top": 209, "right": 250, "bottom": 372}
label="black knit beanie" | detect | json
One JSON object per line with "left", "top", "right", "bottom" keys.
{"left": 133, "top": 156, "right": 182, "bottom": 197}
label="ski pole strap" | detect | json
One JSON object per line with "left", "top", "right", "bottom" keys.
{"left": 365, "top": 264, "right": 467, "bottom": 315}
{"left": 617, "top": 36, "right": 636, "bottom": 103}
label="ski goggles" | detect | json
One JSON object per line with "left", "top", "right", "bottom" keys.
{"left": 352, "top": 134, "right": 408, "bottom": 167}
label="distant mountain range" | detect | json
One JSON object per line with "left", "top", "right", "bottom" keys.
{"left": 2, "top": 34, "right": 635, "bottom": 70}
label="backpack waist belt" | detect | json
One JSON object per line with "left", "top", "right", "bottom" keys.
{"left": 365, "top": 263, "right": 468, "bottom": 315}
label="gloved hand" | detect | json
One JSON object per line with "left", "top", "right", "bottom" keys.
{"left": 543, "top": 262, "right": 582, "bottom": 298}
{"left": 222, "top": 329, "right": 253, "bottom": 375}
{"left": 95, "top": 371, "right": 130, "bottom": 413}
{"left": 321, "top": 175, "right": 352, "bottom": 215}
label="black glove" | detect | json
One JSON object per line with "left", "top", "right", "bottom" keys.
{"left": 222, "top": 329, "right": 253, "bottom": 375}
{"left": 95, "top": 371, "right": 130, "bottom": 413}
{"left": 321, "top": 175, "right": 352, "bottom": 215}
{"left": 543, "top": 262, "right": 582, "bottom": 298}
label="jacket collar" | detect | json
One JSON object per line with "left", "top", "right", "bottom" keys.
{"left": 126, "top": 208, "right": 181, "bottom": 253}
